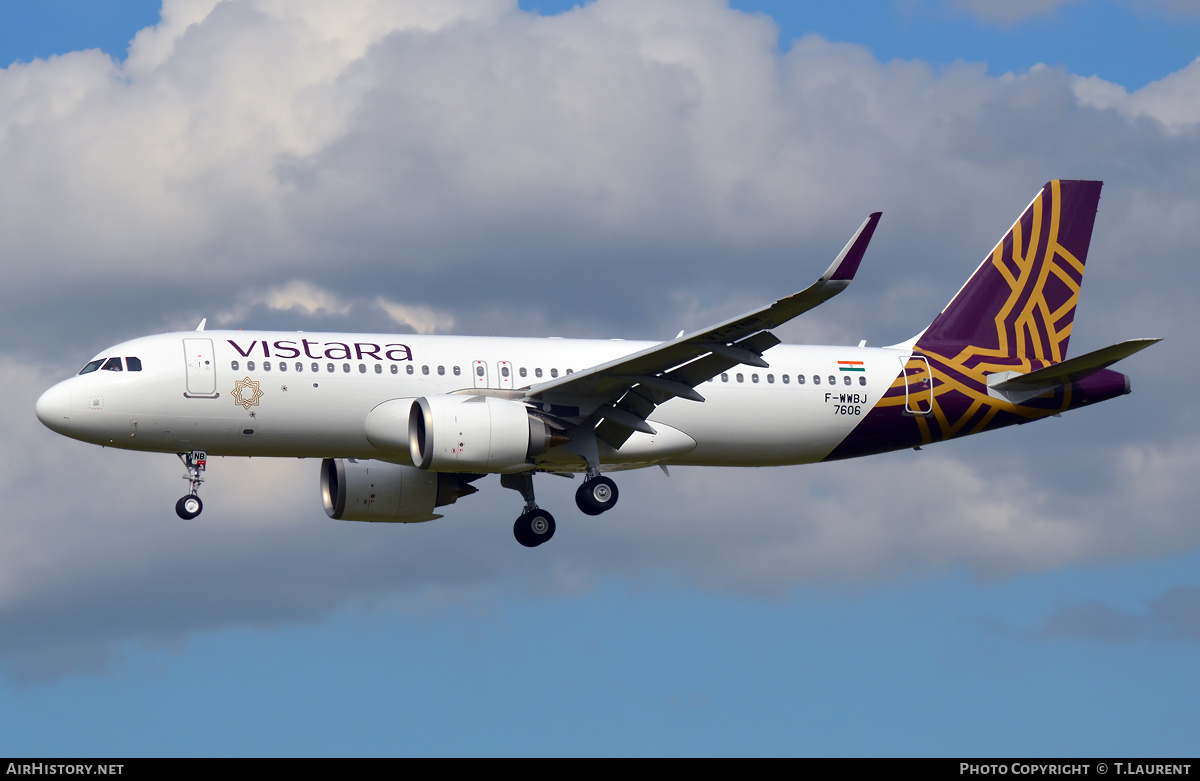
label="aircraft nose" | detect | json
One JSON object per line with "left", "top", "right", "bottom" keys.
{"left": 35, "top": 382, "right": 72, "bottom": 432}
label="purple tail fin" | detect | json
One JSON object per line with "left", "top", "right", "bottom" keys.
{"left": 916, "top": 180, "right": 1102, "bottom": 365}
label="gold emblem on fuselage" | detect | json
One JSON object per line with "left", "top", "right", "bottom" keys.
{"left": 232, "top": 377, "right": 264, "bottom": 410}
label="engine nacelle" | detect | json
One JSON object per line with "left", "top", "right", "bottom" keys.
{"left": 321, "top": 458, "right": 478, "bottom": 523}
{"left": 363, "top": 398, "right": 417, "bottom": 464}
{"left": 409, "top": 395, "right": 559, "bottom": 473}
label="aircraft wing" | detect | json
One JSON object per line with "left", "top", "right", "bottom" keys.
{"left": 525, "top": 212, "right": 882, "bottom": 447}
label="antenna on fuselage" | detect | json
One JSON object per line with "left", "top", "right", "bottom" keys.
{"left": 196, "top": 318, "right": 207, "bottom": 331}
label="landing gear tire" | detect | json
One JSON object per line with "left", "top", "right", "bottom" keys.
{"left": 576, "top": 476, "right": 619, "bottom": 516}
{"left": 514, "top": 509, "right": 556, "bottom": 547}
{"left": 176, "top": 494, "right": 203, "bottom": 520}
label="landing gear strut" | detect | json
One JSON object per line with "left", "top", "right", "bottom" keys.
{"left": 576, "top": 474, "right": 619, "bottom": 516}
{"left": 175, "top": 450, "right": 206, "bottom": 520}
{"left": 501, "top": 472, "right": 556, "bottom": 547}
{"left": 498, "top": 457, "right": 621, "bottom": 546}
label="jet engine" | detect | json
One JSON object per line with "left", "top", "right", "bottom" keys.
{"left": 321, "top": 458, "right": 479, "bottom": 522}
{"left": 408, "top": 395, "right": 563, "bottom": 473}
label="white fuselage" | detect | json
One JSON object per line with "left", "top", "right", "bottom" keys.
{"left": 36, "top": 330, "right": 904, "bottom": 470}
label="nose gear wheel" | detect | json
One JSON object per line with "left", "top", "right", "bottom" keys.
{"left": 175, "top": 450, "right": 207, "bottom": 519}
{"left": 175, "top": 494, "right": 203, "bottom": 520}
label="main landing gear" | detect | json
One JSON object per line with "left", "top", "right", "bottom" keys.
{"left": 175, "top": 450, "right": 206, "bottom": 520}
{"left": 501, "top": 472, "right": 556, "bottom": 548}
{"left": 502, "top": 469, "right": 621, "bottom": 547}
{"left": 575, "top": 475, "right": 619, "bottom": 516}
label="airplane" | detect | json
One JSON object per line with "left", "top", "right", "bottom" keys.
{"left": 35, "top": 180, "right": 1158, "bottom": 547}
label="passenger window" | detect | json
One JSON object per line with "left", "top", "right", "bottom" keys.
{"left": 766, "top": 374, "right": 774, "bottom": 384}
{"left": 438, "top": 366, "right": 446, "bottom": 376}
{"left": 407, "top": 365, "right": 414, "bottom": 375}
{"left": 535, "top": 368, "right": 543, "bottom": 378}
{"left": 422, "top": 365, "right": 430, "bottom": 376}
{"left": 475, "top": 366, "right": 484, "bottom": 377}
{"left": 736, "top": 373, "right": 744, "bottom": 383}
{"left": 828, "top": 375, "right": 836, "bottom": 385}
{"left": 126, "top": 357, "right": 142, "bottom": 372}
{"left": 550, "top": 368, "right": 559, "bottom": 378}
{"left": 501, "top": 366, "right": 509, "bottom": 378}
{"left": 797, "top": 375, "right": 804, "bottom": 384}
{"left": 359, "top": 364, "right": 366, "bottom": 374}
{"left": 812, "top": 375, "right": 819, "bottom": 385}
{"left": 390, "top": 364, "right": 398, "bottom": 374}
{"left": 375, "top": 364, "right": 382, "bottom": 374}
{"left": 453, "top": 366, "right": 461, "bottom": 376}
{"left": 327, "top": 363, "right": 334, "bottom": 373}
{"left": 296, "top": 362, "right": 303, "bottom": 372}
{"left": 312, "top": 363, "right": 319, "bottom": 372}
{"left": 782, "top": 374, "right": 789, "bottom": 384}
{"left": 721, "top": 373, "right": 728, "bottom": 382}
{"left": 752, "top": 374, "right": 759, "bottom": 383}
{"left": 843, "top": 375, "right": 851, "bottom": 386}
{"left": 102, "top": 357, "right": 123, "bottom": 372}
{"left": 279, "top": 362, "right": 287, "bottom": 372}
{"left": 343, "top": 363, "right": 350, "bottom": 373}
{"left": 566, "top": 369, "right": 573, "bottom": 375}
{"left": 859, "top": 376, "right": 867, "bottom": 386}
{"left": 264, "top": 361, "right": 272, "bottom": 371}
{"left": 231, "top": 360, "right": 240, "bottom": 371}
{"left": 519, "top": 368, "right": 527, "bottom": 378}
{"left": 248, "top": 361, "right": 256, "bottom": 371}
{"left": 79, "top": 359, "right": 105, "bottom": 375}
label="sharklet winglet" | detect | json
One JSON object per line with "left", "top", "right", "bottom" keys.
{"left": 824, "top": 212, "right": 882, "bottom": 282}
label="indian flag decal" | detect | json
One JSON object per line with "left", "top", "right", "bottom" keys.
{"left": 837, "top": 361, "right": 865, "bottom": 372}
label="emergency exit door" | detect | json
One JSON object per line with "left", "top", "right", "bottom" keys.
{"left": 472, "top": 360, "right": 489, "bottom": 389}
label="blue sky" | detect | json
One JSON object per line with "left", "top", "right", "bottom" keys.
{"left": 5, "top": 1, "right": 1198, "bottom": 88}
{"left": 2, "top": 0, "right": 1199, "bottom": 757}
{"left": 7, "top": 563, "right": 1200, "bottom": 757}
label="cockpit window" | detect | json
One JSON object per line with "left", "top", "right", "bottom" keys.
{"left": 101, "top": 357, "right": 123, "bottom": 372}
{"left": 126, "top": 357, "right": 142, "bottom": 372}
{"left": 79, "top": 359, "right": 104, "bottom": 375}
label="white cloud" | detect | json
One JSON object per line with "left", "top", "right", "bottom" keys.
{"left": 210, "top": 279, "right": 455, "bottom": 333}
{"left": 1074, "top": 57, "right": 1200, "bottom": 131}
{"left": 373, "top": 298, "right": 456, "bottom": 334}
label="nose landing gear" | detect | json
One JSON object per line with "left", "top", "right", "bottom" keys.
{"left": 175, "top": 450, "right": 207, "bottom": 519}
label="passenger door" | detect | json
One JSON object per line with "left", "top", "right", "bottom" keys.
{"left": 183, "top": 338, "right": 217, "bottom": 397}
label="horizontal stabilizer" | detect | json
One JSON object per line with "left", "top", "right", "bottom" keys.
{"left": 987, "top": 338, "right": 1160, "bottom": 403}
